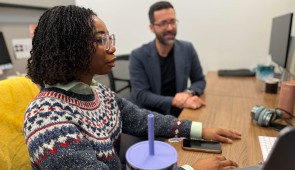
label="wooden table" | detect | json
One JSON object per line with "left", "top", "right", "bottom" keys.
{"left": 172, "top": 71, "right": 280, "bottom": 167}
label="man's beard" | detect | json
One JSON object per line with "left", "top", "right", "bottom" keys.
{"left": 156, "top": 31, "right": 177, "bottom": 45}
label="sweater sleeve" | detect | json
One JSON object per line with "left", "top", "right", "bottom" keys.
{"left": 116, "top": 96, "right": 199, "bottom": 170}
{"left": 116, "top": 96, "right": 192, "bottom": 138}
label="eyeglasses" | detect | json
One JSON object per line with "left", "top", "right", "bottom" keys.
{"left": 153, "top": 19, "right": 178, "bottom": 29}
{"left": 94, "top": 33, "right": 115, "bottom": 51}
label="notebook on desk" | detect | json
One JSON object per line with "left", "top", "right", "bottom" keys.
{"left": 236, "top": 126, "right": 295, "bottom": 170}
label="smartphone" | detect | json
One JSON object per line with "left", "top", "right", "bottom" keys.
{"left": 182, "top": 139, "right": 222, "bottom": 153}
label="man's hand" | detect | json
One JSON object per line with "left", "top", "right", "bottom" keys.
{"left": 172, "top": 92, "right": 191, "bottom": 108}
{"left": 192, "top": 156, "right": 239, "bottom": 170}
{"left": 202, "top": 128, "right": 242, "bottom": 143}
{"left": 172, "top": 92, "right": 206, "bottom": 109}
{"left": 182, "top": 96, "right": 206, "bottom": 109}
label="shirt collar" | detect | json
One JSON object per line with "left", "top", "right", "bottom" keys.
{"left": 45, "top": 79, "right": 99, "bottom": 95}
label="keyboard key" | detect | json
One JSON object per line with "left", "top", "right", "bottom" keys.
{"left": 258, "top": 136, "right": 277, "bottom": 161}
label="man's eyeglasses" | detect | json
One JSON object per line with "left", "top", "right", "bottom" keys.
{"left": 153, "top": 19, "right": 178, "bottom": 29}
{"left": 94, "top": 34, "right": 115, "bottom": 51}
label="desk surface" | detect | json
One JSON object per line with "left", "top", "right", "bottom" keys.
{"left": 173, "top": 71, "right": 280, "bottom": 167}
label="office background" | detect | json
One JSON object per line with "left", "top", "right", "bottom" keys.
{"left": 1, "top": 0, "right": 295, "bottom": 82}
{"left": 76, "top": 0, "right": 295, "bottom": 73}
{"left": 0, "top": 0, "right": 75, "bottom": 79}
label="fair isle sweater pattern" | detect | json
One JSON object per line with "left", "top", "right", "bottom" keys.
{"left": 24, "top": 84, "right": 192, "bottom": 169}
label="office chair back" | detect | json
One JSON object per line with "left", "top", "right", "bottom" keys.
{"left": 108, "top": 54, "right": 131, "bottom": 94}
{"left": 0, "top": 76, "right": 40, "bottom": 170}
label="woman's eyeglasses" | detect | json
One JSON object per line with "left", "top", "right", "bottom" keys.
{"left": 94, "top": 33, "right": 115, "bottom": 51}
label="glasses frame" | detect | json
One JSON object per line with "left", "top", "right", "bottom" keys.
{"left": 94, "top": 33, "right": 115, "bottom": 51}
{"left": 153, "top": 19, "right": 178, "bottom": 29}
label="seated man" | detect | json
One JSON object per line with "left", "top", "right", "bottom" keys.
{"left": 129, "top": 1, "right": 206, "bottom": 117}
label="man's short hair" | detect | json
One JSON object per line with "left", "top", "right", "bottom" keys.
{"left": 148, "top": 1, "right": 174, "bottom": 24}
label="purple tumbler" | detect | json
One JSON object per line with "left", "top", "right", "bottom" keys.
{"left": 126, "top": 114, "right": 178, "bottom": 170}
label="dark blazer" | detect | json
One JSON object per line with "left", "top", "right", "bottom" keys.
{"left": 129, "top": 39, "right": 206, "bottom": 115}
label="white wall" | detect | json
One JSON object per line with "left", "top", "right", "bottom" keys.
{"left": 76, "top": 0, "right": 295, "bottom": 73}
{"left": 0, "top": 0, "right": 75, "bottom": 8}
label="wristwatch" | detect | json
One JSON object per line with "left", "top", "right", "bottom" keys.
{"left": 185, "top": 89, "right": 196, "bottom": 96}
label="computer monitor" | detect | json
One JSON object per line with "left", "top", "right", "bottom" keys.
{"left": 269, "top": 13, "right": 293, "bottom": 68}
{"left": 0, "top": 32, "right": 13, "bottom": 70}
{"left": 286, "top": 36, "right": 295, "bottom": 77}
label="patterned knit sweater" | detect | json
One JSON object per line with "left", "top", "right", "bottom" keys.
{"left": 24, "top": 84, "right": 192, "bottom": 169}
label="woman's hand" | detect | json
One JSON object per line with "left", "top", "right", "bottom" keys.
{"left": 192, "top": 156, "right": 239, "bottom": 170}
{"left": 202, "top": 128, "right": 241, "bottom": 143}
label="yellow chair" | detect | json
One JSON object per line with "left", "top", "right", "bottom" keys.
{"left": 0, "top": 76, "right": 39, "bottom": 170}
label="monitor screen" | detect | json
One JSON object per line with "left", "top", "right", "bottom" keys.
{"left": 269, "top": 13, "right": 293, "bottom": 68}
{"left": 286, "top": 37, "right": 295, "bottom": 77}
{"left": 0, "top": 32, "right": 13, "bottom": 70}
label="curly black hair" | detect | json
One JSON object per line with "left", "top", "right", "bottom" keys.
{"left": 27, "top": 5, "right": 97, "bottom": 87}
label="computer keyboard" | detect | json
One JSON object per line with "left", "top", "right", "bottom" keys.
{"left": 217, "top": 69, "right": 255, "bottom": 77}
{"left": 258, "top": 136, "right": 277, "bottom": 161}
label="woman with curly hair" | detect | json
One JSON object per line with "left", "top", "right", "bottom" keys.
{"left": 24, "top": 5, "right": 241, "bottom": 170}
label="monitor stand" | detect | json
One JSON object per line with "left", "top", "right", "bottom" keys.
{"left": 276, "top": 69, "right": 294, "bottom": 87}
